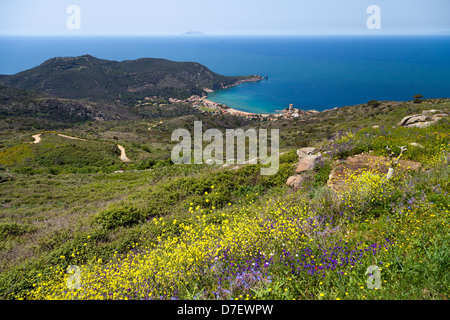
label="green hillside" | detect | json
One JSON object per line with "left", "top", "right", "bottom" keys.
{"left": 0, "top": 97, "right": 448, "bottom": 300}
{"left": 0, "top": 55, "right": 261, "bottom": 102}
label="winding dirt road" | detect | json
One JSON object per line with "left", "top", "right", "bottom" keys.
{"left": 31, "top": 134, "right": 41, "bottom": 144}
{"left": 56, "top": 134, "right": 86, "bottom": 141}
{"left": 30, "top": 133, "right": 132, "bottom": 162}
{"left": 117, "top": 145, "right": 131, "bottom": 162}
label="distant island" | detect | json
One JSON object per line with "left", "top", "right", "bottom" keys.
{"left": 182, "top": 31, "right": 206, "bottom": 36}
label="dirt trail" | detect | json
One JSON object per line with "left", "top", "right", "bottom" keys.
{"left": 30, "top": 133, "right": 131, "bottom": 162}
{"left": 32, "top": 133, "right": 86, "bottom": 142}
{"left": 32, "top": 134, "right": 41, "bottom": 144}
{"left": 117, "top": 145, "right": 131, "bottom": 162}
{"left": 57, "top": 134, "right": 86, "bottom": 141}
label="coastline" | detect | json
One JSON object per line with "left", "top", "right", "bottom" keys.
{"left": 178, "top": 75, "right": 320, "bottom": 118}
{"left": 201, "top": 74, "right": 277, "bottom": 117}
{"left": 202, "top": 98, "right": 275, "bottom": 117}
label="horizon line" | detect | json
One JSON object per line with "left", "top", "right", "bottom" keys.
{"left": 1, "top": 33, "right": 449, "bottom": 37}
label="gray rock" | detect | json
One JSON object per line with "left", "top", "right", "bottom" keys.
{"left": 405, "top": 115, "right": 428, "bottom": 126}
{"left": 286, "top": 174, "right": 304, "bottom": 188}
{"left": 398, "top": 112, "right": 447, "bottom": 128}
{"left": 431, "top": 114, "right": 448, "bottom": 120}
{"left": 422, "top": 109, "right": 442, "bottom": 116}
{"left": 398, "top": 115, "right": 421, "bottom": 127}
{"left": 295, "top": 154, "right": 322, "bottom": 173}
{"left": 407, "top": 121, "right": 435, "bottom": 128}
{"left": 410, "top": 142, "right": 425, "bottom": 149}
{"left": 297, "top": 147, "right": 317, "bottom": 160}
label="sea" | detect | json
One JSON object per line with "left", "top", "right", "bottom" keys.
{"left": 1, "top": 36, "right": 449, "bottom": 114}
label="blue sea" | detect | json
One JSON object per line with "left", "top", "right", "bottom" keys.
{"left": 1, "top": 36, "right": 449, "bottom": 113}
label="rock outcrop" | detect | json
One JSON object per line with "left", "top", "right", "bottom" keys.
{"left": 286, "top": 147, "right": 323, "bottom": 189}
{"left": 295, "top": 156, "right": 322, "bottom": 173}
{"left": 296, "top": 147, "right": 317, "bottom": 158}
{"left": 326, "top": 154, "right": 422, "bottom": 192}
{"left": 295, "top": 148, "right": 322, "bottom": 174}
{"left": 398, "top": 110, "right": 448, "bottom": 128}
{"left": 286, "top": 175, "right": 305, "bottom": 188}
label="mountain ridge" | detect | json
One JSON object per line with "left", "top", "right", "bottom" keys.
{"left": 0, "top": 55, "right": 262, "bottom": 103}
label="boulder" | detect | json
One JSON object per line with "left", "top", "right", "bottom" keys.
{"left": 398, "top": 115, "right": 420, "bottom": 127}
{"left": 431, "top": 114, "right": 448, "bottom": 121}
{"left": 410, "top": 142, "right": 425, "bottom": 149}
{"left": 286, "top": 174, "right": 304, "bottom": 188}
{"left": 422, "top": 109, "right": 442, "bottom": 116}
{"left": 327, "top": 154, "right": 422, "bottom": 192}
{"left": 398, "top": 111, "right": 448, "bottom": 128}
{"left": 406, "top": 121, "right": 434, "bottom": 128}
{"left": 399, "top": 115, "right": 428, "bottom": 127}
{"left": 295, "top": 154, "right": 322, "bottom": 173}
{"left": 297, "top": 147, "right": 317, "bottom": 160}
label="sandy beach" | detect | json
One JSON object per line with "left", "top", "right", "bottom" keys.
{"left": 202, "top": 98, "right": 273, "bottom": 117}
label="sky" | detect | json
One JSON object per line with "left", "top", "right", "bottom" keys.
{"left": 0, "top": 0, "right": 449, "bottom": 36}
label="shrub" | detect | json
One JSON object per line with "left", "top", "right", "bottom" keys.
{"left": 413, "top": 94, "right": 424, "bottom": 104}
{"left": 94, "top": 205, "right": 143, "bottom": 230}
{"left": 367, "top": 100, "right": 380, "bottom": 107}
{"left": 13, "top": 166, "right": 40, "bottom": 175}
{"left": 279, "top": 150, "right": 298, "bottom": 163}
{"left": 313, "top": 161, "right": 332, "bottom": 188}
{"left": 0, "top": 223, "right": 35, "bottom": 240}
{"left": 258, "top": 162, "right": 294, "bottom": 188}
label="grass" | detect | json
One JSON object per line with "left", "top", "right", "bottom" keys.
{"left": 199, "top": 106, "right": 217, "bottom": 113}
{"left": 12, "top": 160, "right": 449, "bottom": 300}
{"left": 0, "top": 99, "right": 449, "bottom": 300}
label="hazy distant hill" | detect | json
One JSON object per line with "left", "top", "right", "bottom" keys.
{"left": 182, "top": 31, "right": 207, "bottom": 36}
{"left": 0, "top": 55, "right": 258, "bottom": 103}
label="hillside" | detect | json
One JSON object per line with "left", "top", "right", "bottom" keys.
{"left": 0, "top": 55, "right": 262, "bottom": 102}
{"left": 0, "top": 84, "right": 138, "bottom": 126}
{"left": 0, "top": 97, "right": 448, "bottom": 300}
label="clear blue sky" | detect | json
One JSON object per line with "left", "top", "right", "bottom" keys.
{"left": 1, "top": 0, "right": 449, "bottom": 36}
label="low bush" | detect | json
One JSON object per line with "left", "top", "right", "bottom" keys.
{"left": 94, "top": 205, "right": 143, "bottom": 230}
{"left": 0, "top": 223, "right": 35, "bottom": 240}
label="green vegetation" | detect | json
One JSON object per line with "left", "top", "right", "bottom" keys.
{"left": 0, "top": 96, "right": 448, "bottom": 300}
{"left": 0, "top": 84, "right": 138, "bottom": 126}
{"left": 413, "top": 94, "right": 424, "bottom": 104}
{"left": 367, "top": 100, "right": 380, "bottom": 107}
{"left": 199, "top": 106, "right": 216, "bottom": 113}
{"left": 0, "top": 55, "right": 259, "bottom": 102}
